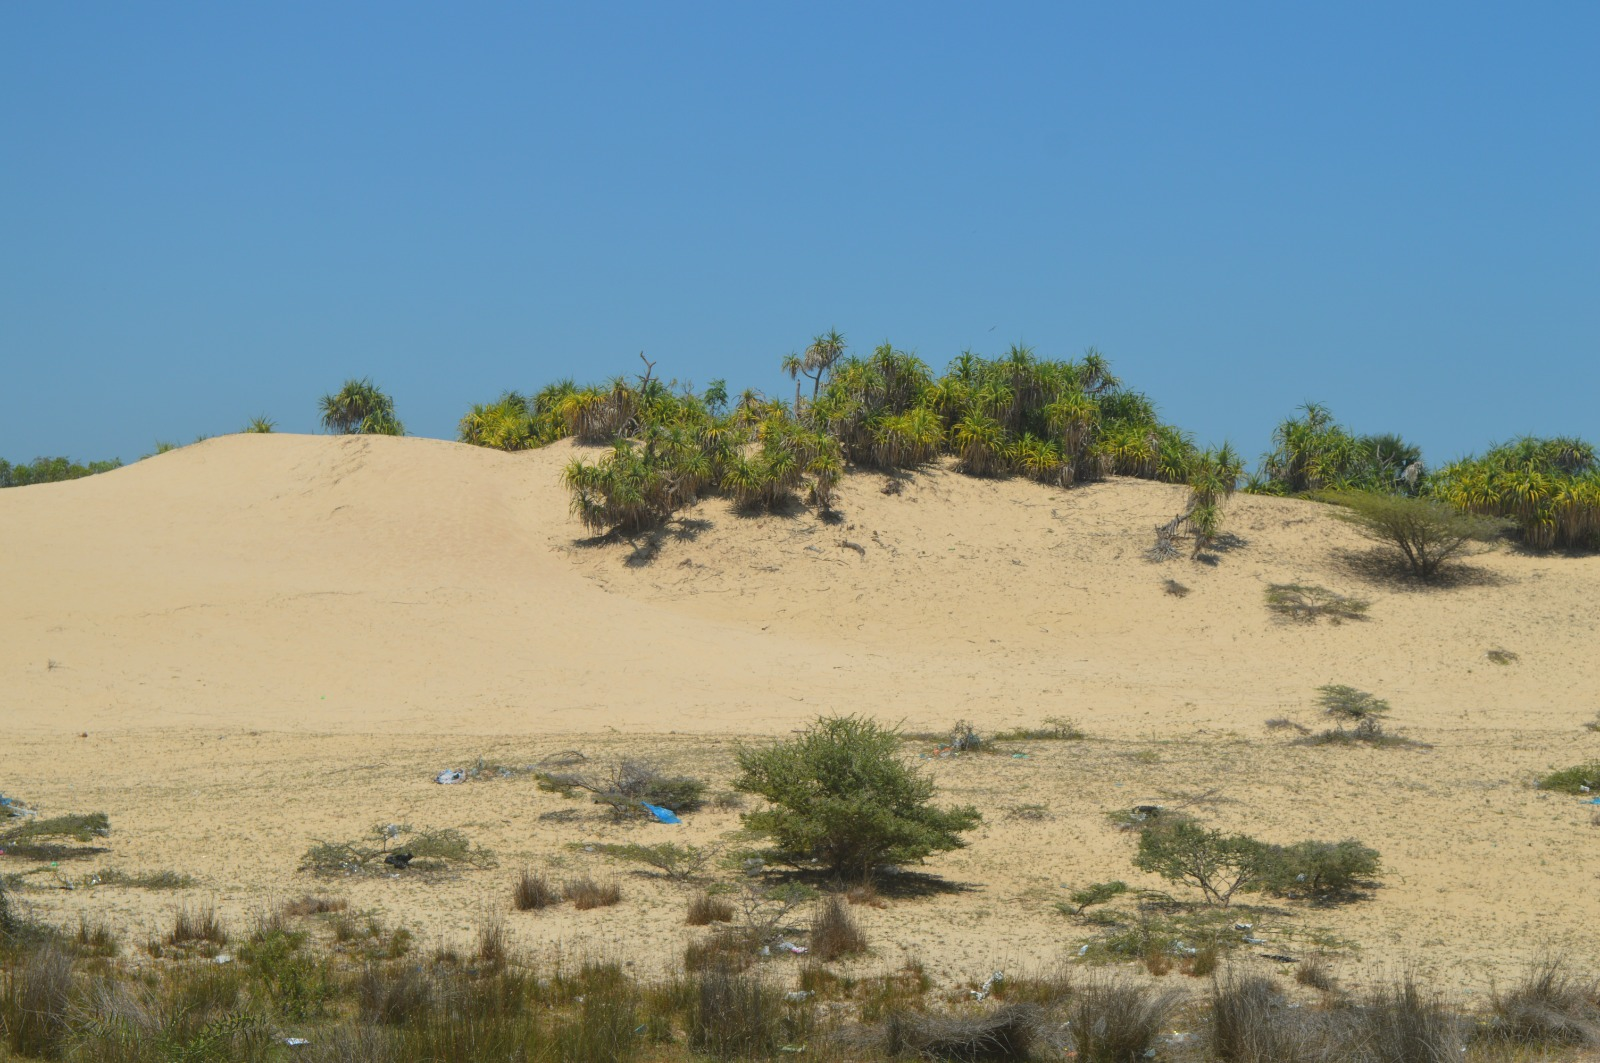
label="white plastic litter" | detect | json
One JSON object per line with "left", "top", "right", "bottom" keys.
{"left": 435, "top": 769, "right": 465, "bottom": 785}
{"left": 972, "top": 971, "right": 1005, "bottom": 1000}
{"left": 213, "top": 954, "right": 232, "bottom": 964}
{"left": 284, "top": 1038, "right": 310, "bottom": 1047}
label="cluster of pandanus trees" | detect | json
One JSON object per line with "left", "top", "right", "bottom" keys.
{"left": 457, "top": 339, "right": 1242, "bottom": 539}
{"left": 1251, "top": 402, "right": 1600, "bottom": 551}
{"left": 450, "top": 342, "right": 1596, "bottom": 552}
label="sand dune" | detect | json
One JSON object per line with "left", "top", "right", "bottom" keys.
{"left": 4, "top": 433, "right": 1599, "bottom": 989}
{"left": 4, "top": 432, "right": 1596, "bottom": 735}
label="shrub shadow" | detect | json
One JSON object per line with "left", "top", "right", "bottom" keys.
{"left": 1330, "top": 548, "right": 1512, "bottom": 590}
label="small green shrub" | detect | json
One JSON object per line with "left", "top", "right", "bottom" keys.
{"left": 1132, "top": 819, "right": 1272, "bottom": 907}
{"left": 687, "top": 892, "right": 734, "bottom": 926}
{"left": 1325, "top": 489, "right": 1509, "bottom": 580}
{"left": 1538, "top": 762, "right": 1600, "bottom": 794}
{"left": 299, "top": 824, "right": 496, "bottom": 876}
{"left": 1058, "top": 880, "right": 1129, "bottom": 917}
{"left": 733, "top": 715, "right": 981, "bottom": 880}
{"left": 1263, "top": 840, "right": 1382, "bottom": 900}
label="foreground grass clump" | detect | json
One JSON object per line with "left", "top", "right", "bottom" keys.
{"left": 734, "top": 714, "right": 981, "bottom": 881}
{"left": 10, "top": 899, "right": 1600, "bottom": 1063}
{"left": 1484, "top": 956, "right": 1600, "bottom": 1047}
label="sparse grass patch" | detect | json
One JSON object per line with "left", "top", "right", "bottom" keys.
{"left": 564, "top": 877, "right": 621, "bottom": 910}
{"left": 73, "top": 915, "right": 120, "bottom": 957}
{"left": 1537, "top": 762, "right": 1600, "bottom": 794}
{"left": 537, "top": 759, "right": 707, "bottom": 820}
{"left": 993, "top": 716, "right": 1085, "bottom": 741}
{"left": 474, "top": 919, "right": 509, "bottom": 967}
{"left": 1265, "top": 583, "right": 1370, "bottom": 623}
{"left": 84, "top": 867, "right": 196, "bottom": 890}
{"left": 358, "top": 961, "right": 433, "bottom": 1025}
{"left": 1296, "top": 953, "right": 1339, "bottom": 992}
{"left": 300, "top": 824, "right": 496, "bottom": 876}
{"left": 1350, "top": 974, "right": 1464, "bottom": 1060}
{"left": 513, "top": 868, "right": 557, "bottom": 911}
{"left": 1486, "top": 648, "right": 1520, "bottom": 665}
{"left": 583, "top": 841, "right": 714, "bottom": 881}
{"left": 685, "top": 928, "right": 758, "bottom": 972}
{"left": 1006, "top": 802, "right": 1052, "bottom": 820}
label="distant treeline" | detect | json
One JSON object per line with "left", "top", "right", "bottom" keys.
{"left": 0, "top": 456, "right": 122, "bottom": 489}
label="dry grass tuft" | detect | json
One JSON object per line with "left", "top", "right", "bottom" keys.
{"left": 1068, "top": 976, "right": 1183, "bottom": 1063}
{"left": 564, "top": 877, "right": 621, "bottom": 910}
{"left": 1485, "top": 955, "right": 1600, "bottom": 1047}
{"left": 513, "top": 868, "right": 557, "bottom": 911}
{"left": 1295, "top": 954, "right": 1339, "bottom": 992}
{"left": 686, "top": 891, "right": 734, "bottom": 926}
{"left": 281, "top": 893, "right": 347, "bottom": 917}
{"left": 474, "top": 919, "right": 509, "bottom": 967}
{"left": 167, "top": 905, "right": 227, "bottom": 946}
{"left": 885, "top": 1003, "right": 1043, "bottom": 1062}
{"left": 810, "top": 893, "right": 868, "bottom": 961}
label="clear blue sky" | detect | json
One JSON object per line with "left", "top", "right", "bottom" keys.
{"left": 3, "top": 3, "right": 1596, "bottom": 468}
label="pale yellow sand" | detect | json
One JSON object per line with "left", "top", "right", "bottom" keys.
{"left": 3, "top": 434, "right": 1597, "bottom": 991}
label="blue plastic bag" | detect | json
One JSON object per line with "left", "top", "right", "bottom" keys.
{"left": 641, "top": 802, "right": 682, "bottom": 824}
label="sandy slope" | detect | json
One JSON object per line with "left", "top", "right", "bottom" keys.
{"left": 3, "top": 433, "right": 1598, "bottom": 990}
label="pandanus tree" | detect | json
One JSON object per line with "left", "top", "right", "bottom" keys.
{"left": 319, "top": 378, "right": 404, "bottom": 436}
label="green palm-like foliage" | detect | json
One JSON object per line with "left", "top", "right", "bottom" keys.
{"left": 1008, "top": 433, "right": 1064, "bottom": 484}
{"left": 873, "top": 407, "right": 944, "bottom": 468}
{"left": 1431, "top": 436, "right": 1600, "bottom": 550}
{"left": 544, "top": 345, "right": 1211, "bottom": 535}
{"left": 243, "top": 416, "right": 276, "bottom": 434}
{"left": 319, "top": 378, "right": 403, "bottom": 436}
{"left": 952, "top": 413, "right": 1006, "bottom": 476}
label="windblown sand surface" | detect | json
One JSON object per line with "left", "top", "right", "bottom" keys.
{"left": 3, "top": 434, "right": 1598, "bottom": 992}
